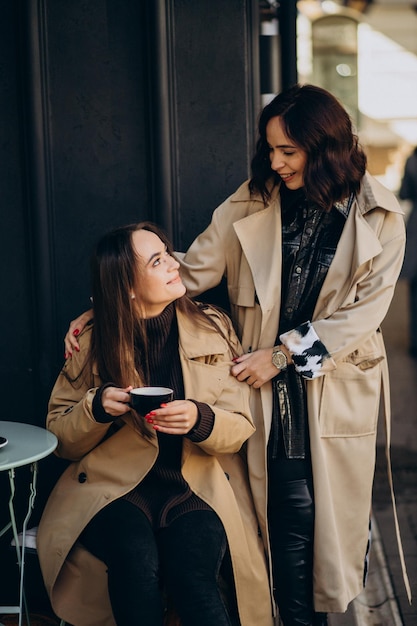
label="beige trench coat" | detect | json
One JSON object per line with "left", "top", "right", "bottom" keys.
{"left": 37, "top": 307, "right": 274, "bottom": 626}
{"left": 179, "top": 173, "right": 406, "bottom": 613}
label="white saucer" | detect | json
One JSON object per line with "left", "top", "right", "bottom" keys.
{"left": 0, "top": 436, "right": 8, "bottom": 448}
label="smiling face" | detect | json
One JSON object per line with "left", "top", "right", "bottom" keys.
{"left": 266, "top": 116, "right": 308, "bottom": 190}
{"left": 132, "top": 229, "right": 186, "bottom": 318}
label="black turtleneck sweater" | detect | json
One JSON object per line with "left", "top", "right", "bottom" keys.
{"left": 94, "top": 303, "right": 215, "bottom": 528}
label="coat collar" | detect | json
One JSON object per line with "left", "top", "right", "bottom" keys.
{"left": 176, "top": 306, "right": 229, "bottom": 359}
{"left": 229, "top": 173, "right": 402, "bottom": 326}
{"left": 313, "top": 174, "right": 403, "bottom": 319}
{"left": 230, "top": 173, "right": 403, "bottom": 216}
{"left": 90, "top": 306, "right": 228, "bottom": 375}
{"left": 357, "top": 172, "right": 403, "bottom": 216}
{"left": 231, "top": 183, "right": 281, "bottom": 317}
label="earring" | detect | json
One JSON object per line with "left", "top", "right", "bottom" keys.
{"left": 131, "top": 294, "right": 135, "bottom": 299}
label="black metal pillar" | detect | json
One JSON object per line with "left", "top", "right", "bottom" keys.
{"left": 279, "top": 0, "right": 298, "bottom": 89}
{"left": 146, "top": 0, "right": 177, "bottom": 242}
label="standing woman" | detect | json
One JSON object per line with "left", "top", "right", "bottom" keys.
{"left": 64, "top": 85, "right": 408, "bottom": 625}
{"left": 180, "top": 84, "right": 407, "bottom": 625}
{"left": 38, "top": 223, "right": 273, "bottom": 626}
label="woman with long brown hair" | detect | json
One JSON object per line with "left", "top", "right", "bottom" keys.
{"left": 38, "top": 222, "right": 273, "bottom": 626}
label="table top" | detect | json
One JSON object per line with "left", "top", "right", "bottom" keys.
{"left": 0, "top": 421, "right": 58, "bottom": 471}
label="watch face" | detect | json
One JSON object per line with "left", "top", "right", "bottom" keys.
{"left": 272, "top": 349, "right": 287, "bottom": 370}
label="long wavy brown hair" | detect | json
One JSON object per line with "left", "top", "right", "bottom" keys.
{"left": 250, "top": 83, "right": 367, "bottom": 211}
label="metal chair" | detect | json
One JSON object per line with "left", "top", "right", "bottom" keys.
{"left": 10, "top": 527, "right": 65, "bottom": 626}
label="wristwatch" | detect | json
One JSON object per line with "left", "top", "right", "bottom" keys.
{"left": 272, "top": 346, "right": 288, "bottom": 371}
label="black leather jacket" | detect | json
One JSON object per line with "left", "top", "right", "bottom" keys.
{"left": 268, "top": 187, "right": 351, "bottom": 462}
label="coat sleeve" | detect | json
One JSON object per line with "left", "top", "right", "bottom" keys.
{"left": 177, "top": 204, "right": 229, "bottom": 297}
{"left": 315, "top": 209, "right": 404, "bottom": 358}
{"left": 187, "top": 307, "right": 255, "bottom": 456}
{"left": 282, "top": 208, "right": 405, "bottom": 374}
{"left": 198, "top": 385, "right": 255, "bottom": 456}
{"left": 46, "top": 328, "right": 114, "bottom": 460}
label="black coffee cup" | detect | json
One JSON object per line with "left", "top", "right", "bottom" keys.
{"left": 129, "top": 386, "right": 174, "bottom": 416}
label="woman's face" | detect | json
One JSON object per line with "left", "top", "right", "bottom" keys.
{"left": 132, "top": 229, "right": 186, "bottom": 318}
{"left": 266, "top": 116, "right": 307, "bottom": 190}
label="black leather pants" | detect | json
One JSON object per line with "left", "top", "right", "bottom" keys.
{"left": 268, "top": 477, "right": 328, "bottom": 626}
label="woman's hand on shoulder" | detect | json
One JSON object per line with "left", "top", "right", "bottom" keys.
{"left": 231, "top": 348, "right": 278, "bottom": 388}
{"left": 145, "top": 400, "right": 198, "bottom": 435}
{"left": 64, "top": 308, "right": 94, "bottom": 358}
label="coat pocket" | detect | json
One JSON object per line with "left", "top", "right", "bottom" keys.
{"left": 183, "top": 358, "right": 228, "bottom": 405}
{"left": 319, "top": 360, "right": 381, "bottom": 437}
{"left": 229, "top": 284, "right": 255, "bottom": 307}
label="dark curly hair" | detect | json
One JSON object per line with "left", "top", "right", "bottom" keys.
{"left": 249, "top": 84, "right": 367, "bottom": 211}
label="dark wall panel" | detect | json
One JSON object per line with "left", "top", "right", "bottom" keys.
{"left": 45, "top": 0, "right": 151, "bottom": 333}
{"left": 0, "top": 1, "right": 38, "bottom": 603}
{"left": 174, "top": 0, "right": 258, "bottom": 249}
{"left": 11, "top": 0, "right": 153, "bottom": 411}
{"left": 0, "top": 1, "right": 35, "bottom": 421}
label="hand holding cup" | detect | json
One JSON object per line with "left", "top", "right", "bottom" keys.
{"left": 129, "top": 386, "right": 174, "bottom": 416}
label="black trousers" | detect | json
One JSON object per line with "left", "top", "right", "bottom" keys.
{"left": 268, "top": 476, "right": 327, "bottom": 626}
{"left": 79, "top": 499, "right": 235, "bottom": 626}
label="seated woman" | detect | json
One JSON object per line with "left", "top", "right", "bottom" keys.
{"left": 37, "top": 222, "right": 273, "bottom": 626}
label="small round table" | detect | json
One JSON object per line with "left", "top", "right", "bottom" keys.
{"left": 0, "top": 421, "right": 58, "bottom": 626}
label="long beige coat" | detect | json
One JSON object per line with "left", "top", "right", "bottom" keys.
{"left": 179, "top": 174, "right": 406, "bottom": 613}
{"left": 37, "top": 307, "right": 274, "bottom": 626}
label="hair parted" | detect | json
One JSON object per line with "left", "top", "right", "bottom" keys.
{"left": 249, "top": 83, "right": 367, "bottom": 211}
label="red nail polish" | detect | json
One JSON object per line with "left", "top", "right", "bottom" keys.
{"left": 153, "top": 425, "right": 159, "bottom": 431}
{"left": 73, "top": 329, "right": 80, "bottom": 336}
{"left": 146, "top": 419, "right": 154, "bottom": 424}
{"left": 64, "top": 352, "right": 68, "bottom": 359}
{"left": 160, "top": 403, "right": 167, "bottom": 408}
{"left": 75, "top": 346, "right": 80, "bottom": 352}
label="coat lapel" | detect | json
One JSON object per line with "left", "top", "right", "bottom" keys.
{"left": 176, "top": 307, "right": 229, "bottom": 358}
{"left": 233, "top": 198, "right": 282, "bottom": 343}
{"left": 313, "top": 203, "right": 382, "bottom": 319}
{"left": 313, "top": 174, "right": 402, "bottom": 320}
